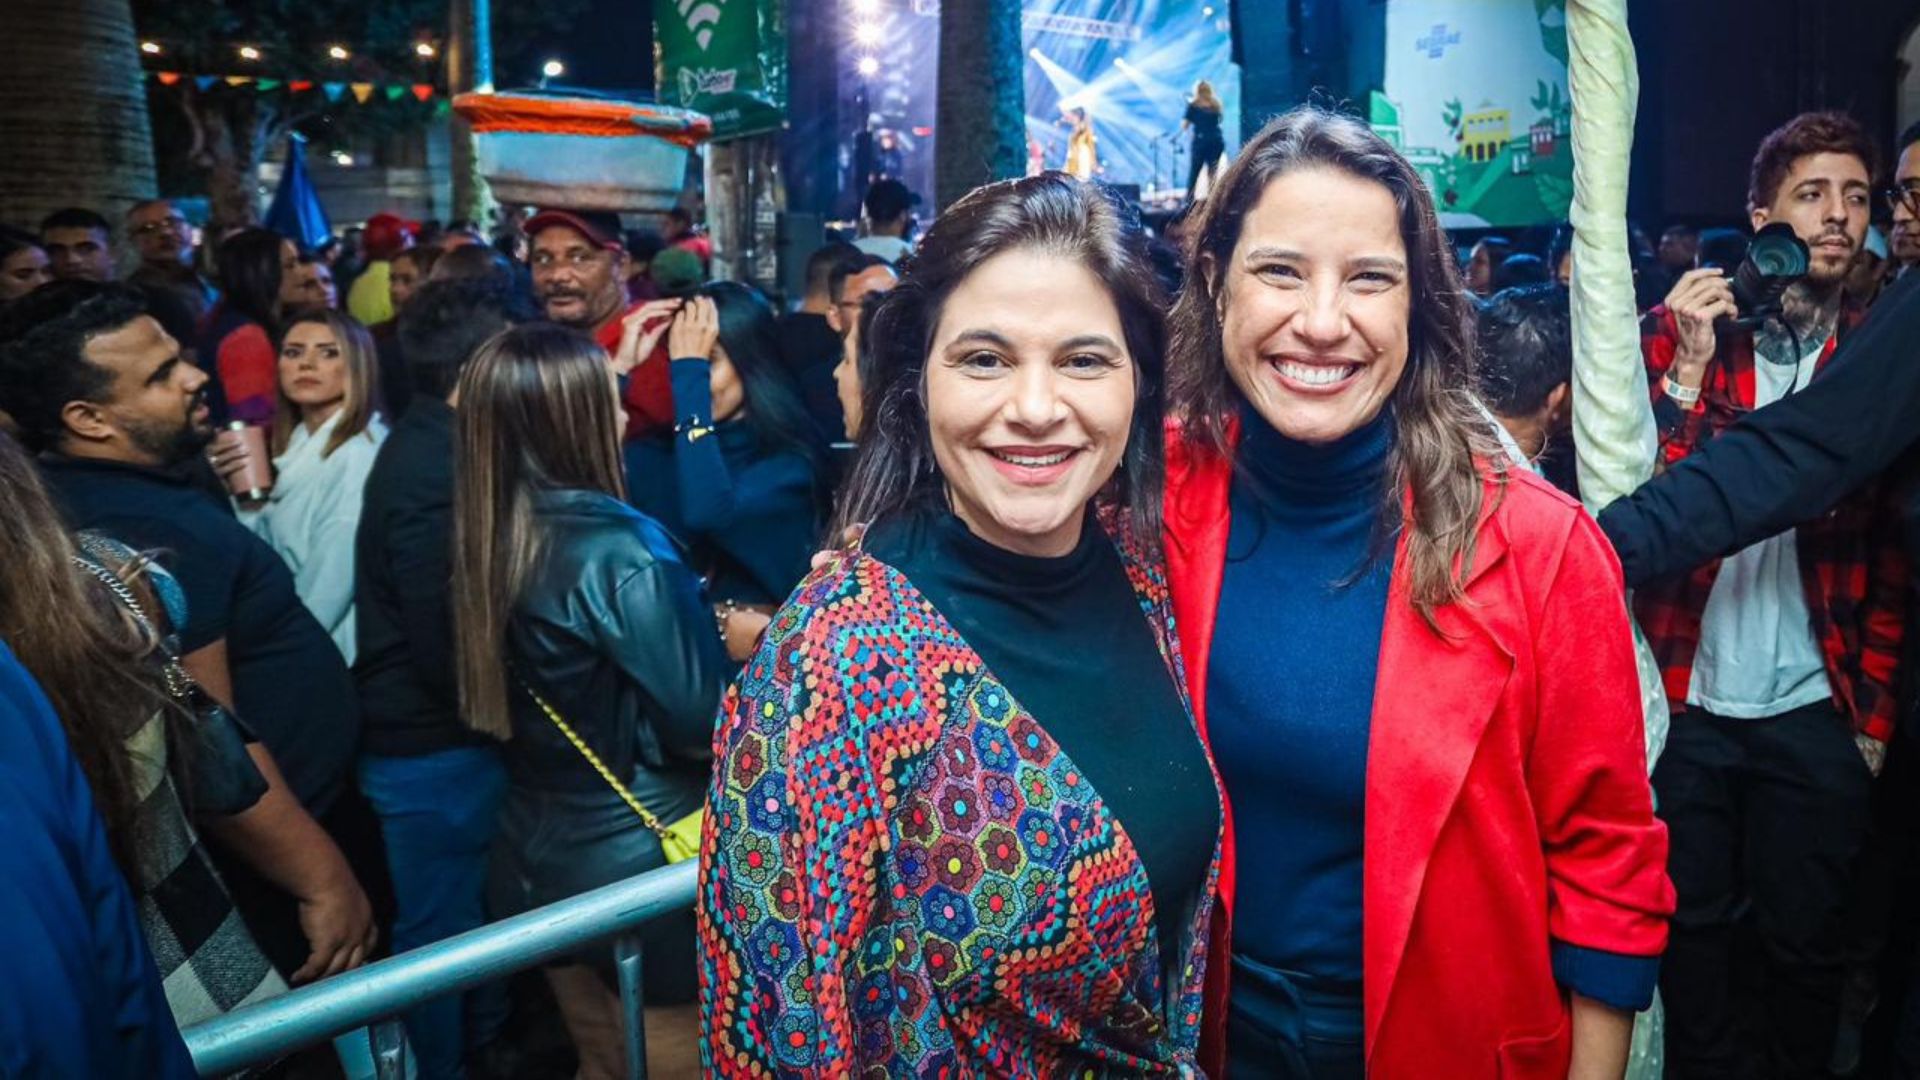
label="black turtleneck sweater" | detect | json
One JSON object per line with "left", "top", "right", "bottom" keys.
{"left": 866, "top": 509, "right": 1219, "bottom": 970}
{"left": 1208, "top": 408, "right": 1394, "bottom": 984}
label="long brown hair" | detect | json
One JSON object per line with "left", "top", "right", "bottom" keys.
{"left": 451, "top": 324, "right": 628, "bottom": 739}
{"left": 833, "top": 172, "right": 1169, "bottom": 550}
{"left": 272, "top": 309, "right": 381, "bottom": 457}
{"left": 1168, "top": 106, "right": 1496, "bottom": 627}
{"left": 1191, "top": 80, "right": 1222, "bottom": 114}
{"left": 0, "top": 434, "right": 171, "bottom": 874}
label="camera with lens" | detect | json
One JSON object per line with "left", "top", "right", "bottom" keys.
{"left": 1705, "top": 222, "right": 1809, "bottom": 327}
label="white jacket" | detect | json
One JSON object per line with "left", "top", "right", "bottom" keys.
{"left": 242, "top": 411, "right": 388, "bottom": 665}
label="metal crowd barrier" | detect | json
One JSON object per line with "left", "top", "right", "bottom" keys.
{"left": 182, "top": 859, "right": 700, "bottom": 1079}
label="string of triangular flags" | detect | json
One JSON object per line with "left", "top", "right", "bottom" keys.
{"left": 150, "top": 71, "right": 438, "bottom": 104}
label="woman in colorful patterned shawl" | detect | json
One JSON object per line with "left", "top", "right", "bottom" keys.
{"left": 699, "top": 174, "right": 1223, "bottom": 1077}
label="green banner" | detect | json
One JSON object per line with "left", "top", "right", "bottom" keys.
{"left": 656, "top": 0, "right": 787, "bottom": 140}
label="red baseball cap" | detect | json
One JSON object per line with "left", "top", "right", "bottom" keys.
{"left": 525, "top": 208, "right": 625, "bottom": 252}
{"left": 362, "top": 212, "right": 419, "bottom": 260}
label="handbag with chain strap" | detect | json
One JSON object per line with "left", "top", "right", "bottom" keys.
{"left": 514, "top": 675, "right": 703, "bottom": 864}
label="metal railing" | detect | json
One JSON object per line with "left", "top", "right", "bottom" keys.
{"left": 182, "top": 859, "right": 700, "bottom": 1079}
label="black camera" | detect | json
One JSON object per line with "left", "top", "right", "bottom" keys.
{"left": 1724, "top": 222, "right": 1809, "bottom": 327}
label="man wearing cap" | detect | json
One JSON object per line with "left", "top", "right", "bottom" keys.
{"left": 854, "top": 179, "right": 919, "bottom": 263}
{"left": 527, "top": 208, "right": 673, "bottom": 433}
{"left": 346, "top": 213, "right": 417, "bottom": 327}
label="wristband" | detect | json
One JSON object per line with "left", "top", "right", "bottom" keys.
{"left": 1662, "top": 375, "right": 1701, "bottom": 406}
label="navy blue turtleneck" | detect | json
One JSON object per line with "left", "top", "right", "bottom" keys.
{"left": 1208, "top": 406, "right": 1394, "bottom": 985}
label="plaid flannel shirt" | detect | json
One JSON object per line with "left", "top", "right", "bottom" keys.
{"left": 1634, "top": 306, "right": 1907, "bottom": 742}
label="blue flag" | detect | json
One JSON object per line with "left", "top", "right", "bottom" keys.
{"left": 263, "top": 133, "right": 333, "bottom": 254}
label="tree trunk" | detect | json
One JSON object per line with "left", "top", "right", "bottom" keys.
{"left": 448, "top": 0, "right": 497, "bottom": 226}
{"left": 934, "top": 0, "right": 1025, "bottom": 212}
{"left": 0, "top": 0, "right": 157, "bottom": 229}
{"left": 188, "top": 88, "right": 264, "bottom": 234}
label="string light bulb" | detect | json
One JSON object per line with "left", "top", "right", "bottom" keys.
{"left": 237, "top": 45, "right": 261, "bottom": 61}
{"left": 541, "top": 59, "right": 566, "bottom": 79}
{"left": 140, "top": 41, "right": 162, "bottom": 55}
{"left": 328, "top": 44, "right": 350, "bottom": 61}
{"left": 414, "top": 41, "right": 436, "bottom": 58}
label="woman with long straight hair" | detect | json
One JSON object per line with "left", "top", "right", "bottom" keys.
{"left": 1181, "top": 79, "right": 1227, "bottom": 200}
{"left": 699, "top": 173, "right": 1222, "bottom": 1076}
{"left": 201, "top": 227, "right": 299, "bottom": 425}
{"left": 623, "top": 280, "right": 829, "bottom": 661}
{"left": 235, "top": 309, "right": 387, "bottom": 663}
{"left": 451, "top": 323, "right": 726, "bottom": 1080}
{"left": 1162, "top": 105, "right": 1671, "bottom": 1077}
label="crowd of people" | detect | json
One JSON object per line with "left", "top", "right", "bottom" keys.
{"left": 8, "top": 93, "right": 1920, "bottom": 1080}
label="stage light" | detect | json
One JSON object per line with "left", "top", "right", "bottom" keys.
{"left": 857, "top": 56, "right": 881, "bottom": 77}
{"left": 414, "top": 42, "right": 437, "bottom": 59}
{"left": 1027, "top": 47, "right": 1043, "bottom": 59}
{"left": 140, "top": 41, "right": 161, "bottom": 55}
{"left": 328, "top": 44, "right": 350, "bottom": 61}
{"left": 331, "top": 151, "right": 356, "bottom": 167}
{"left": 542, "top": 59, "right": 566, "bottom": 78}
{"left": 1202, "top": 5, "right": 1214, "bottom": 15}
{"left": 853, "top": 21, "right": 882, "bottom": 46}
{"left": 237, "top": 45, "right": 261, "bottom": 61}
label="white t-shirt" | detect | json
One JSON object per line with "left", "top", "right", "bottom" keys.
{"left": 1686, "top": 334, "right": 1831, "bottom": 718}
{"left": 854, "top": 235, "right": 913, "bottom": 264}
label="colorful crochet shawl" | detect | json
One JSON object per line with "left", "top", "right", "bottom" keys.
{"left": 698, "top": 515, "right": 1224, "bottom": 1077}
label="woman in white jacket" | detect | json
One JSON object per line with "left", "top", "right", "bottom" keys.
{"left": 244, "top": 310, "right": 388, "bottom": 664}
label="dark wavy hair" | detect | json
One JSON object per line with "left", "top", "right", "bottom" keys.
{"left": 1168, "top": 105, "right": 1496, "bottom": 628}
{"left": 701, "top": 280, "right": 825, "bottom": 465}
{"left": 216, "top": 227, "right": 289, "bottom": 332}
{"left": 833, "top": 172, "right": 1169, "bottom": 549}
{"left": 1748, "top": 110, "right": 1878, "bottom": 211}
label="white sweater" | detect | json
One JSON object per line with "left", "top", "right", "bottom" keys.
{"left": 242, "top": 411, "right": 388, "bottom": 665}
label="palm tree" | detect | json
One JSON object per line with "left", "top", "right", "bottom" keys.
{"left": 934, "top": 0, "right": 1025, "bottom": 211}
{"left": 0, "top": 0, "right": 157, "bottom": 229}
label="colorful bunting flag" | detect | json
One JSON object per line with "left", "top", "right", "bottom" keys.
{"left": 323, "top": 82, "right": 347, "bottom": 102}
{"left": 350, "top": 82, "right": 375, "bottom": 103}
{"left": 289, "top": 80, "right": 314, "bottom": 93}
{"left": 411, "top": 84, "right": 433, "bottom": 102}
{"left": 256, "top": 78, "right": 281, "bottom": 91}
{"left": 225, "top": 75, "right": 251, "bottom": 86}
{"left": 195, "top": 75, "right": 219, "bottom": 91}
{"left": 156, "top": 71, "right": 182, "bottom": 86}
{"left": 383, "top": 84, "right": 406, "bottom": 101}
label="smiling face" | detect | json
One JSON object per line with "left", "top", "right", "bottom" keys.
{"left": 1751, "top": 150, "right": 1871, "bottom": 287}
{"left": 278, "top": 320, "right": 350, "bottom": 424}
{"left": 1214, "top": 165, "right": 1411, "bottom": 445}
{"left": 924, "top": 248, "right": 1136, "bottom": 557}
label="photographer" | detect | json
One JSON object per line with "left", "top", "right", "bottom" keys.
{"left": 1636, "top": 111, "right": 1909, "bottom": 1078}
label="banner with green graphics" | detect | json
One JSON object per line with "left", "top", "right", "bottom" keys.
{"left": 656, "top": 0, "right": 787, "bottom": 140}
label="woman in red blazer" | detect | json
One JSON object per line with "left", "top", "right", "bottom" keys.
{"left": 1163, "top": 107, "right": 1673, "bottom": 1078}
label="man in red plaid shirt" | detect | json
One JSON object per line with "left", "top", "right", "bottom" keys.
{"left": 1634, "top": 111, "right": 1909, "bottom": 1078}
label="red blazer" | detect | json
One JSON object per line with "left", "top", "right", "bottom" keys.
{"left": 1164, "top": 424, "right": 1674, "bottom": 1079}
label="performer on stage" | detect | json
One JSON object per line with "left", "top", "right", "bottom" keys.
{"left": 1182, "top": 80, "right": 1226, "bottom": 200}
{"left": 1064, "top": 106, "right": 1100, "bottom": 180}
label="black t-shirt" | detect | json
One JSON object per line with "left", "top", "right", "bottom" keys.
{"left": 41, "top": 454, "right": 361, "bottom": 814}
{"left": 866, "top": 509, "right": 1218, "bottom": 967}
{"left": 775, "top": 311, "right": 848, "bottom": 444}
{"left": 1186, "top": 104, "right": 1224, "bottom": 144}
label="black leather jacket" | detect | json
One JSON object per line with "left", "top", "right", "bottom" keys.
{"left": 505, "top": 487, "right": 726, "bottom": 791}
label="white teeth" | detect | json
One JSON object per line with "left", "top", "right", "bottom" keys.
{"left": 1277, "top": 361, "right": 1356, "bottom": 386}
{"left": 990, "top": 450, "right": 1072, "bottom": 467}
